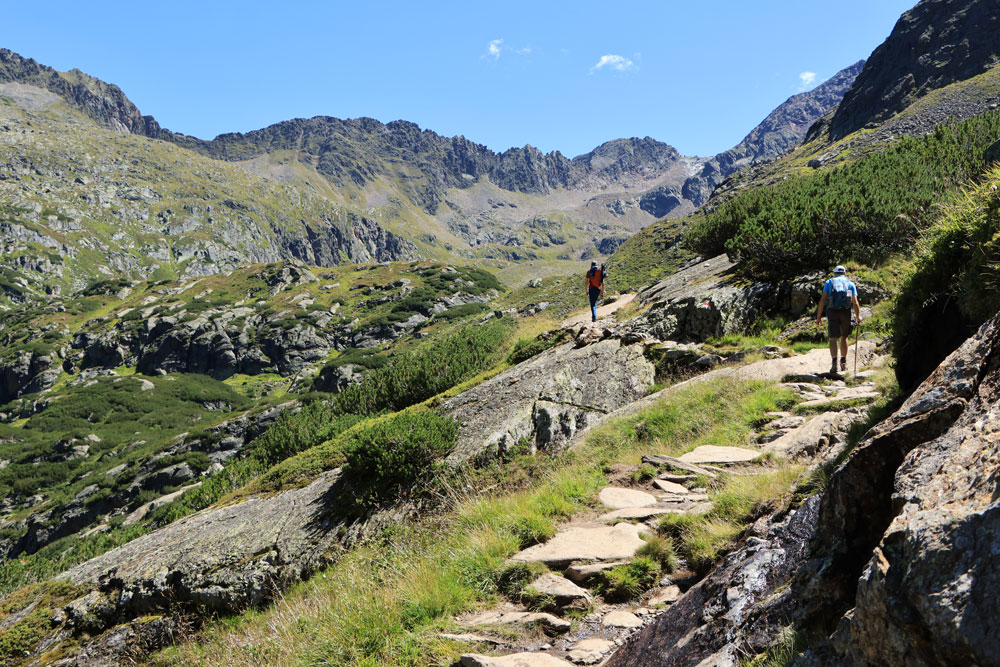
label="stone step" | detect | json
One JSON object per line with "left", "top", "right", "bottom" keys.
{"left": 511, "top": 522, "right": 649, "bottom": 567}
{"left": 598, "top": 486, "right": 657, "bottom": 509}
{"left": 565, "top": 560, "right": 628, "bottom": 582}
{"left": 597, "top": 506, "right": 676, "bottom": 522}
{"left": 602, "top": 609, "right": 643, "bottom": 628}
{"left": 652, "top": 479, "right": 690, "bottom": 494}
{"left": 567, "top": 638, "right": 615, "bottom": 664}
{"left": 529, "top": 573, "right": 592, "bottom": 608}
{"left": 461, "top": 653, "right": 575, "bottom": 667}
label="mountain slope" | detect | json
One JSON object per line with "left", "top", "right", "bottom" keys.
{"left": 0, "top": 82, "right": 414, "bottom": 302}
{"left": 680, "top": 61, "right": 865, "bottom": 205}
{"left": 0, "top": 49, "right": 857, "bottom": 278}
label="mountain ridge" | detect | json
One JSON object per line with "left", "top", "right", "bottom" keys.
{"left": 0, "top": 47, "right": 859, "bottom": 216}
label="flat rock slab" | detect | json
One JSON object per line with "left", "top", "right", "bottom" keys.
{"left": 798, "top": 390, "right": 880, "bottom": 408}
{"left": 462, "top": 611, "right": 570, "bottom": 634}
{"left": 598, "top": 487, "right": 657, "bottom": 509}
{"left": 60, "top": 470, "right": 345, "bottom": 616}
{"left": 462, "top": 653, "right": 574, "bottom": 667}
{"left": 530, "top": 574, "right": 592, "bottom": 604}
{"left": 512, "top": 523, "right": 648, "bottom": 566}
{"left": 679, "top": 445, "right": 760, "bottom": 464}
{"left": 567, "top": 638, "right": 616, "bottom": 664}
{"left": 658, "top": 473, "right": 697, "bottom": 483}
{"left": 762, "top": 410, "right": 860, "bottom": 462}
{"left": 597, "top": 506, "right": 674, "bottom": 522}
{"left": 565, "top": 561, "right": 627, "bottom": 582}
{"left": 653, "top": 479, "right": 689, "bottom": 494}
{"left": 602, "top": 610, "right": 643, "bottom": 628}
{"left": 658, "top": 492, "right": 710, "bottom": 503}
{"left": 648, "top": 584, "right": 682, "bottom": 606}
{"left": 770, "top": 415, "right": 807, "bottom": 430}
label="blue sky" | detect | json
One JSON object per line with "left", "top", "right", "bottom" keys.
{"left": 3, "top": 0, "right": 917, "bottom": 157}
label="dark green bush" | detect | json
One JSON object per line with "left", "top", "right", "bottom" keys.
{"left": 333, "top": 322, "right": 511, "bottom": 416}
{"left": 342, "top": 409, "right": 459, "bottom": 507}
{"left": 325, "top": 347, "right": 389, "bottom": 371}
{"left": 686, "top": 111, "right": 1000, "bottom": 277}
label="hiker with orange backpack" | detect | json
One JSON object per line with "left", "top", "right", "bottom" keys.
{"left": 585, "top": 261, "right": 606, "bottom": 323}
{"left": 815, "top": 265, "right": 862, "bottom": 375}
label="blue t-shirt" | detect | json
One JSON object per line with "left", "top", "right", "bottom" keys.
{"left": 823, "top": 276, "right": 857, "bottom": 311}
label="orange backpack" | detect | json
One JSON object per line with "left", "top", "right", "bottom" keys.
{"left": 588, "top": 266, "right": 604, "bottom": 289}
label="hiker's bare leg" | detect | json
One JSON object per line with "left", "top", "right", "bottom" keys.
{"left": 839, "top": 337, "right": 849, "bottom": 359}
{"left": 828, "top": 338, "right": 838, "bottom": 359}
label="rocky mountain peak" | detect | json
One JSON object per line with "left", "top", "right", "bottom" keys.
{"left": 0, "top": 48, "right": 161, "bottom": 136}
{"left": 829, "top": 0, "right": 1000, "bottom": 140}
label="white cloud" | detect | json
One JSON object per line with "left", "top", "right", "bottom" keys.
{"left": 590, "top": 54, "right": 637, "bottom": 74}
{"left": 799, "top": 71, "right": 817, "bottom": 89}
{"left": 516, "top": 47, "right": 532, "bottom": 55}
{"left": 484, "top": 39, "right": 503, "bottom": 61}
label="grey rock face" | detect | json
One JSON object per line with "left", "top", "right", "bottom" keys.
{"left": 60, "top": 469, "right": 346, "bottom": 616}
{"left": 0, "top": 350, "right": 59, "bottom": 404}
{"left": 828, "top": 0, "right": 1000, "bottom": 140}
{"left": 442, "top": 338, "right": 654, "bottom": 463}
{"left": 628, "top": 255, "right": 878, "bottom": 343}
{"left": 817, "top": 311, "right": 1000, "bottom": 666}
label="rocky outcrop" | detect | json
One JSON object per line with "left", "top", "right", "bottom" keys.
{"left": 441, "top": 337, "right": 655, "bottom": 463}
{"left": 59, "top": 470, "right": 345, "bottom": 612}
{"left": 0, "top": 48, "right": 160, "bottom": 135}
{"left": 0, "top": 349, "right": 60, "bottom": 404}
{"left": 626, "top": 255, "right": 883, "bottom": 342}
{"left": 800, "top": 310, "right": 1000, "bottom": 665}
{"left": 828, "top": 0, "right": 1000, "bottom": 140}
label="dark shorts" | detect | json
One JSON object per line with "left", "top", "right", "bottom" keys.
{"left": 827, "top": 310, "right": 853, "bottom": 338}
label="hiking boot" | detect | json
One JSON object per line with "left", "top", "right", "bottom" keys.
{"left": 840, "top": 358, "right": 848, "bottom": 372}
{"left": 830, "top": 359, "right": 839, "bottom": 374}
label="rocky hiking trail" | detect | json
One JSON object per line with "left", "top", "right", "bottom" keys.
{"left": 560, "top": 293, "right": 638, "bottom": 329}
{"left": 451, "top": 345, "right": 888, "bottom": 667}
{"left": 0, "top": 254, "right": 893, "bottom": 665}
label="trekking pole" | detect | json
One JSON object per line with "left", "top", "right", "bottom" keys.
{"left": 854, "top": 321, "right": 860, "bottom": 376}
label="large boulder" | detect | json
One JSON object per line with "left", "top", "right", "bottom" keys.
{"left": 441, "top": 338, "right": 654, "bottom": 463}
{"left": 629, "top": 255, "right": 883, "bottom": 343}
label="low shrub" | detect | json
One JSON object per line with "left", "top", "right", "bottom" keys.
{"left": 342, "top": 409, "right": 459, "bottom": 507}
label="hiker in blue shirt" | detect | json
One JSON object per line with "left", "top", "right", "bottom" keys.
{"left": 815, "top": 265, "right": 862, "bottom": 374}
